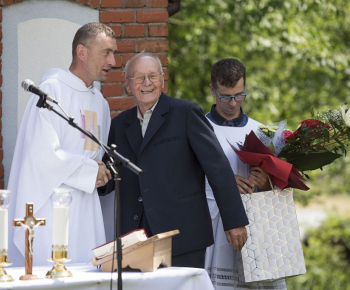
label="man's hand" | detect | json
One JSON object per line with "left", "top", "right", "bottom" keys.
{"left": 95, "top": 160, "right": 112, "bottom": 188}
{"left": 249, "top": 167, "right": 270, "bottom": 191}
{"left": 225, "top": 226, "right": 248, "bottom": 251}
{"left": 235, "top": 175, "right": 254, "bottom": 194}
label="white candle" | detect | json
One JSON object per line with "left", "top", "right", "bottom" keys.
{"left": 0, "top": 207, "right": 8, "bottom": 253}
{"left": 52, "top": 205, "right": 69, "bottom": 246}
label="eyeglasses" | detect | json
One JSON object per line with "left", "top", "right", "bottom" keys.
{"left": 128, "top": 73, "right": 163, "bottom": 84}
{"left": 213, "top": 87, "right": 247, "bottom": 103}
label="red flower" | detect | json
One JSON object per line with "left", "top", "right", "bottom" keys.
{"left": 299, "top": 119, "right": 331, "bottom": 129}
{"left": 287, "top": 119, "right": 331, "bottom": 140}
{"left": 282, "top": 130, "right": 293, "bottom": 141}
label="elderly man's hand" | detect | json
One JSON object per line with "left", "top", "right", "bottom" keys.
{"left": 225, "top": 226, "right": 248, "bottom": 251}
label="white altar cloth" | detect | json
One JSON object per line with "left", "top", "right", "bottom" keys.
{"left": 0, "top": 263, "right": 214, "bottom": 290}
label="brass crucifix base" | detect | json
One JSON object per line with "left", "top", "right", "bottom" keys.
{"left": 19, "top": 274, "right": 38, "bottom": 280}
{"left": 46, "top": 258, "right": 72, "bottom": 279}
{"left": 0, "top": 256, "right": 14, "bottom": 283}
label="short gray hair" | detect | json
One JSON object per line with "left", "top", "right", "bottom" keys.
{"left": 124, "top": 51, "right": 163, "bottom": 78}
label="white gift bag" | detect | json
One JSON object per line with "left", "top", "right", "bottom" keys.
{"left": 238, "top": 187, "right": 307, "bottom": 282}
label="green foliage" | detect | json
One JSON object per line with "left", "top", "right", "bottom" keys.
{"left": 287, "top": 214, "right": 350, "bottom": 289}
{"left": 168, "top": 0, "right": 350, "bottom": 201}
{"left": 169, "top": 0, "right": 350, "bottom": 122}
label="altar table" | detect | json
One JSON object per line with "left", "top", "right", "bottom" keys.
{"left": 0, "top": 263, "right": 214, "bottom": 290}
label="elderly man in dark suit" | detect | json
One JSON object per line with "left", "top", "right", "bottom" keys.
{"left": 100, "top": 51, "right": 248, "bottom": 268}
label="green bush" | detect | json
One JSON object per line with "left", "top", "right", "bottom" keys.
{"left": 287, "top": 214, "right": 350, "bottom": 289}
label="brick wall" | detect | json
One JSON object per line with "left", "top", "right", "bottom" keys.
{"left": 0, "top": 0, "right": 169, "bottom": 188}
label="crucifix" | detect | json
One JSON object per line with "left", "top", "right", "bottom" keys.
{"left": 13, "top": 202, "right": 46, "bottom": 280}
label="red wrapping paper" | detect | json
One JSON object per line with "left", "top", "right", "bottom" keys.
{"left": 229, "top": 131, "right": 309, "bottom": 191}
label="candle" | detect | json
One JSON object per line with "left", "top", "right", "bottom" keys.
{"left": 0, "top": 207, "right": 8, "bottom": 254}
{"left": 52, "top": 205, "right": 69, "bottom": 246}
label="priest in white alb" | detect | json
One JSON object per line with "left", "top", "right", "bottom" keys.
{"left": 7, "top": 22, "right": 117, "bottom": 266}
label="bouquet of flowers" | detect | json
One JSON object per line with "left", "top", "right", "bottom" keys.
{"left": 230, "top": 103, "right": 350, "bottom": 191}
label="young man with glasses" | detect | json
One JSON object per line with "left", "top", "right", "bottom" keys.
{"left": 205, "top": 58, "right": 286, "bottom": 289}
{"left": 99, "top": 52, "right": 250, "bottom": 269}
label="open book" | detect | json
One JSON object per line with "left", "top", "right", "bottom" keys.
{"left": 93, "top": 228, "right": 148, "bottom": 259}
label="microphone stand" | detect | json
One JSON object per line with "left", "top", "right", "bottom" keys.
{"left": 35, "top": 94, "right": 142, "bottom": 290}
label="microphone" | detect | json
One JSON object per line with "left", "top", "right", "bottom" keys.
{"left": 21, "top": 79, "right": 58, "bottom": 104}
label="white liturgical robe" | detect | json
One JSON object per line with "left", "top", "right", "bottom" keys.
{"left": 7, "top": 68, "right": 111, "bottom": 266}
{"left": 205, "top": 118, "right": 287, "bottom": 289}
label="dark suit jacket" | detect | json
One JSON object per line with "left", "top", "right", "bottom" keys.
{"left": 101, "top": 93, "right": 248, "bottom": 256}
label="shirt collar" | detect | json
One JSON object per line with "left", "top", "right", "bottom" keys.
{"left": 137, "top": 100, "right": 159, "bottom": 121}
{"left": 209, "top": 105, "right": 247, "bottom": 127}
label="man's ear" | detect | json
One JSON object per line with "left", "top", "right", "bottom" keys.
{"left": 124, "top": 79, "right": 132, "bottom": 95}
{"left": 76, "top": 44, "right": 87, "bottom": 61}
{"left": 209, "top": 83, "right": 215, "bottom": 95}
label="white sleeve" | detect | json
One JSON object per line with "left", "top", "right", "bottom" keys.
{"left": 62, "top": 156, "right": 98, "bottom": 194}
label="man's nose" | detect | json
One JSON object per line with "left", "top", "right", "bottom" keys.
{"left": 142, "top": 75, "right": 152, "bottom": 85}
{"left": 229, "top": 97, "right": 238, "bottom": 104}
{"left": 108, "top": 53, "right": 116, "bottom": 67}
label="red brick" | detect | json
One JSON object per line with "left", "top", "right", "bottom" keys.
{"left": 122, "top": 54, "right": 136, "bottom": 66}
{"left": 138, "top": 39, "right": 169, "bottom": 52}
{"left": 0, "top": 149, "right": 3, "bottom": 162}
{"left": 162, "top": 82, "right": 169, "bottom": 94}
{"left": 0, "top": 28, "right": 2, "bottom": 40}
{"left": 110, "top": 25, "right": 122, "bottom": 37}
{"left": 0, "top": 43, "right": 3, "bottom": 55}
{"left": 163, "top": 68, "right": 169, "bottom": 81}
{"left": 157, "top": 54, "right": 168, "bottom": 66}
{"left": 101, "top": 0, "right": 122, "bottom": 8}
{"left": 137, "top": 11, "right": 168, "bottom": 23}
{"left": 3, "top": 0, "right": 13, "bottom": 5}
{"left": 0, "top": 59, "right": 2, "bottom": 71}
{"left": 0, "top": 180, "right": 4, "bottom": 190}
{"left": 100, "top": 11, "right": 134, "bottom": 23}
{"left": 114, "top": 55, "right": 122, "bottom": 68}
{"left": 0, "top": 75, "right": 2, "bottom": 86}
{"left": 89, "top": 0, "right": 99, "bottom": 8}
{"left": 0, "top": 120, "right": 2, "bottom": 131}
{"left": 107, "top": 97, "right": 134, "bottom": 111}
{"left": 117, "top": 40, "right": 136, "bottom": 53}
{"left": 0, "top": 164, "right": 3, "bottom": 178}
{"left": 125, "top": 0, "right": 146, "bottom": 8}
{"left": 149, "top": 0, "right": 167, "bottom": 8}
{"left": 79, "top": 0, "right": 89, "bottom": 5}
{"left": 0, "top": 135, "right": 2, "bottom": 147}
{"left": 0, "top": 9, "right": 2, "bottom": 22}
{"left": 101, "top": 83, "right": 123, "bottom": 97}
{"left": 149, "top": 24, "right": 168, "bottom": 37}
{"left": 124, "top": 24, "right": 145, "bottom": 38}
{"left": 104, "top": 70, "right": 124, "bottom": 83}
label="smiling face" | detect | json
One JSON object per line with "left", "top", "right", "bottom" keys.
{"left": 125, "top": 56, "right": 164, "bottom": 115}
{"left": 211, "top": 77, "right": 245, "bottom": 120}
{"left": 80, "top": 32, "right": 117, "bottom": 86}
